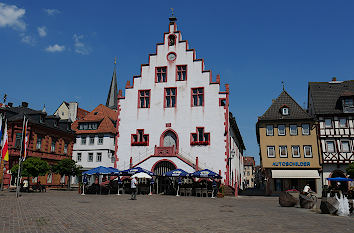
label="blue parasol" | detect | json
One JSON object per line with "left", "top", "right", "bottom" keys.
{"left": 107, "top": 167, "right": 121, "bottom": 175}
{"left": 163, "top": 168, "right": 189, "bottom": 177}
{"left": 326, "top": 177, "right": 353, "bottom": 182}
{"left": 120, "top": 167, "right": 155, "bottom": 176}
{"left": 189, "top": 169, "right": 222, "bottom": 179}
{"left": 82, "top": 166, "right": 114, "bottom": 175}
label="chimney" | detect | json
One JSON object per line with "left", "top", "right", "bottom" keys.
{"left": 8, "top": 102, "right": 13, "bottom": 107}
{"left": 332, "top": 77, "right": 337, "bottom": 81}
{"left": 21, "top": 102, "right": 28, "bottom": 108}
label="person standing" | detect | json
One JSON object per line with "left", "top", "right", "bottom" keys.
{"left": 131, "top": 177, "right": 138, "bottom": 200}
{"left": 303, "top": 184, "right": 311, "bottom": 195}
{"left": 23, "top": 179, "right": 29, "bottom": 192}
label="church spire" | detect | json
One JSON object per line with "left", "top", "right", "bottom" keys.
{"left": 106, "top": 57, "right": 118, "bottom": 110}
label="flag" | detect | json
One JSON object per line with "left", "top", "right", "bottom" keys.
{"left": 21, "top": 118, "right": 29, "bottom": 161}
{"left": 0, "top": 114, "right": 3, "bottom": 146}
{"left": 1, "top": 120, "right": 9, "bottom": 161}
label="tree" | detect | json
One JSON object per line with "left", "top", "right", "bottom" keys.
{"left": 11, "top": 157, "right": 50, "bottom": 180}
{"left": 52, "top": 158, "right": 81, "bottom": 189}
{"left": 346, "top": 162, "right": 354, "bottom": 179}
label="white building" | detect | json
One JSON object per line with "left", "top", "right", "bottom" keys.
{"left": 115, "top": 16, "right": 245, "bottom": 191}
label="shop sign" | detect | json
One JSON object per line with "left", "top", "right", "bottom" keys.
{"left": 272, "top": 162, "right": 310, "bottom": 167}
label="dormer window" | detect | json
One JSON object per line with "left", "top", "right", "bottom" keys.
{"left": 342, "top": 97, "right": 354, "bottom": 113}
{"left": 281, "top": 107, "right": 289, "bottom": 115}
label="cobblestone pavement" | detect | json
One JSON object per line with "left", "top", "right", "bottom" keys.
{"left": 0, "top": 190, "right": 353, "bottom": 233}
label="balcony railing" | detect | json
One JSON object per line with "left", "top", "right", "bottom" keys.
{"left": 154, "top": 146, "right": 176, "bottom": 156}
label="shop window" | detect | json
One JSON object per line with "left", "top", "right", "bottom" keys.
{"left": 165, "top": 87, "right": 177, "bottom": 108}
{"left": 131, "top": 129, "right": 149, "bottom": 146}
{"left": 176, "top": 65, "right": 187, "bottom": 81}
{"left": 138, "top": 90, "right": 151, "bottom": 108}
{"left": 191, "top": 127, "right": 210, "bottom": 145}
{"left": 156, "top": 67, "right": 167, "bottom": 83}
{"left": 191, "top": 88, "right": 204, "bottom": 106}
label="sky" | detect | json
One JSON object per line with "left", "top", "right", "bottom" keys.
{"left": 1, "top": 0, "right": 354, "bottom": 164}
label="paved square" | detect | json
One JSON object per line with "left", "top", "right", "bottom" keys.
{"left": 0, "top": 191, "right": 353, "bottom": 233}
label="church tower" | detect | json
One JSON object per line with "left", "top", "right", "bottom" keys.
{"left": 106, "top": 58, "right": 118, "bottom": 110}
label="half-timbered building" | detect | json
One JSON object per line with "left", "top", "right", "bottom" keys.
{"left": 308, "top": 78, "right": 354, "bottom": 189}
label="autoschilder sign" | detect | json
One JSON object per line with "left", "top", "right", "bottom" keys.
{"left": 272, "top": 162, "right": 311, "bottom": 167}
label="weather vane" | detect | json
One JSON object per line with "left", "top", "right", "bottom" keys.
{"left": 170, "top": 8, "right": 174, "bottom": 16}
{"left": 281, "top": 81, "right": 285, "bottom": 91}
{"left": 114, "top": 56, "right": 117, "bottom": 65}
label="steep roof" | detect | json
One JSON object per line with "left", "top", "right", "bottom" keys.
{"left": 76, "top": 107, "right": 89, "bottom": 120}
{"left": 258, "top": 90, "right": 312, "bottom": 121}
{"left": 106, "top": 62, "right": 118, "bottom": 110}
{"left": 308, "top": 80, "right": 354, "bottom": 115}
{"left": 244, "top": 157, "right": 255, "bottom": 166}
{"left": 71, "top": 104, "right": 117, "bottom": 134}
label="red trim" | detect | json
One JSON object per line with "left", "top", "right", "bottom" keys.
{"left": 159, "top": 128, "right": 179, "bottom": 153}
{"left": 114, "top": 99, "right": 120, "bottom": 168}
{"left": 166, "top": 52, "right": 177, "bottom": 62}
{"left": 176, "top": 65, "right": 187, "bottom": 81}
{"left": 196, "top": 157, "right": 199, "bottom": 171}
{"left": 131, "top": 129, "right": 149, "bottom": 146}
{"left": 151, "top": 159, "right": 177, "bottom": 172}
{"left": 224, "top": 84, "right": 230, "bottom": 185}
{"left": 138, "top": 89, "right": 151, "bottom": 108}
{"left": 190, "top": 127, "right": 210, "bottom": 146}
{"left": 191, "top": 87, "right": 205, "bottom": 107}
{"left": 219, "top": 98, "right": 226, "bottom": 106}
{"left": 164, "top": 87, "right": 177, "bottom": 108}
{"left": 133, "top": 154, "right": 196, "bottom": 169}
{"left": 155, "top": 66, "right": 167, "bottom": 83}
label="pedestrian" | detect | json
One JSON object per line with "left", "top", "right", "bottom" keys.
{"left": 303, "top": 184, "right": 311, "bottom": 195}
{"left": 131, "top": 177, "right": 138, "bottom": 200}
{"left": 23, "top": 179, "right": 29, "bottom": 192}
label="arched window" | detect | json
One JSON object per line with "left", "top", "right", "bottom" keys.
{"left": 168, "top": 34, "right": 176, "bottom": 46}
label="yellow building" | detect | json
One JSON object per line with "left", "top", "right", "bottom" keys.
{"left": 256, "top": 90, "right": 322, "bottom": 195}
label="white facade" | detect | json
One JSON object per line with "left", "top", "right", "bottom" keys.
{"left": 116, "top": 21, "right": 244, "bottom": 186}
{"left": 73, "top": 133, "right": 115, "bottom": 170}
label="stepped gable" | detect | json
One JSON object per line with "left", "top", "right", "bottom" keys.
{"left": 308, "top": 80, "right": 354, "bottom": 115}
{"left": 71, "top": 104, "right": 117, "bottom": 134}
{"left": 259, "top": 90, "right": 313, "bottom": 121}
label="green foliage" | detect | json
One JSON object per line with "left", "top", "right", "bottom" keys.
{"left": 346, "top": 162, "right": 354, "bottom": 178}
{"left": 11, "top": 157, "right": 50, "bottom": 178}
{"left": 52, "top": 158, "right": 81, "bottom": 177}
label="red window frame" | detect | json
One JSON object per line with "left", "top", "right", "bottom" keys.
{"left": 155, "top": 66, "right": 167, "bottom": 83}
{"left": 191, "top": 87, "right": 204, "bottom": 107}
{"left": 138, "top": 90, "right": 151, "bottom": 108}
{"left": 164, "top": 87, "right": 177, "bottom": 108}
{"left": 176, "top": 65, "right": 187, "bottom": 81}
{"left": 131, "top": 129, "right": 149, "bottom": 146}
{"left": 190, "top": 127, "right": 210, "bottom": 146}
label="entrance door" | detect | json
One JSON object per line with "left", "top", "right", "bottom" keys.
{"left": 153, "top": 160, "right": 177, "bottom": 194}
{"left": 163, "top": 131, "right": 177, "bottom": 148}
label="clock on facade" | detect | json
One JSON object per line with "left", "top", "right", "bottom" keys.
{"left": 167, "top": 52, "right": 176, "bottom": 61}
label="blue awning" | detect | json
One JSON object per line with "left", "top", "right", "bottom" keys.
{"left": 327, "top": 177, "right": 353, "bottom": 182}
{"left": 189, "top": 169, "right": 222, "bottom": 179}
{"left": 120, "top": 167, "right": 155, "bottom": 176}
{"left": 163, "top": 169, "right": 189, "bottom": 177}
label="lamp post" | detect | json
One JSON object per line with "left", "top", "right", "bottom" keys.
{"left": 0, "top": 167, "right": 6, "bottom": 191}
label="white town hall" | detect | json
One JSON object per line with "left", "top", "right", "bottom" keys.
{"left": 114, "top": 15, "right": 245, "bottom": 190}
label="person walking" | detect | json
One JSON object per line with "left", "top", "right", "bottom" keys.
{"left": 131, "top": 177, "right": 138, "bottom": 200}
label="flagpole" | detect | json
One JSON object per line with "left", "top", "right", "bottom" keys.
{"left": 16, "top": 116, "right": 26, "bottom": 198}
{"left": 0, "top": 115, "right": 5, "bottom": 191}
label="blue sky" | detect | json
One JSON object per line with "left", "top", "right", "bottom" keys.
{"left": 1, "top": 0, "right": 354, "bottom": 164}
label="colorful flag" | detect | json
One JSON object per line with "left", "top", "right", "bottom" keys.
{"left": 1, "top": 120, "right": 9, "bottom": 161}
{"left": 22, "top": 118, "right": 29, "bottom": 161}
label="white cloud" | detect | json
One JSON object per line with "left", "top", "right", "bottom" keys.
{"left": 73, "top": 34, "right": 91, "bottom": 55}
{"left": 45, "top": 44, "right": 65, "bottom": 52}
{"left": 37, "top": 26, "right": 47, "bottom": 37}
{"left": 21, "top": 34, "right": 36, "bottom": 46}
{"left": 0, "top": 2, "right": 26, "bottom": 30}
{"left": 44, "top": 8, "right": 60, "bottom": 16}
